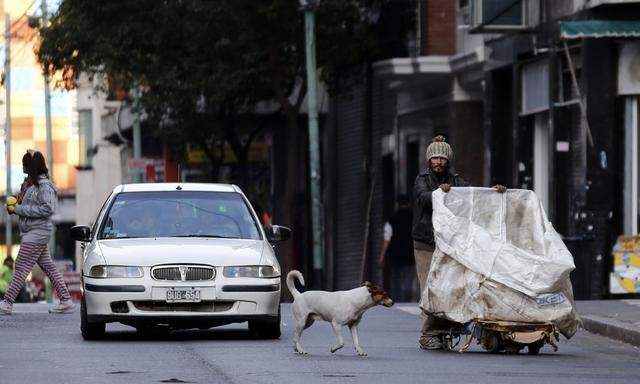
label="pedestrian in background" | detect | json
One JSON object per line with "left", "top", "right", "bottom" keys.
{"left": 0, "top": 257, "right": 14, "bottom": 300}
{"left": 0, "top": 150, "right": 74, "bottom": 315}
{"left": 378, "top": 195, "right": 414, "bottom": 302}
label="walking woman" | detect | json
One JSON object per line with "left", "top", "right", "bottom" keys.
{"left": 0, "top": 150, "right": 74, "bottom": 314}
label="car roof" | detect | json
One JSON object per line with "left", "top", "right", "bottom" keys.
{"left": 113, "top": 183, "right": 241, "bottom": 194}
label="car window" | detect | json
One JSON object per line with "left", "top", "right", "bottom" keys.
{"left": 98, "top": 191, "right": 261, "bottom": 240}
{"left": 91, "top": 192, "right": 114, "bottom": 239}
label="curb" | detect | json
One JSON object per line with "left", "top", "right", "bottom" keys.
{"left": 581, "top": 314, "right": 640, "bottom": 347}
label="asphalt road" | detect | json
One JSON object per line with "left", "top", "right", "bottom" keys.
{"left": 1, "top": 303, "right": 639, "bottom": 384}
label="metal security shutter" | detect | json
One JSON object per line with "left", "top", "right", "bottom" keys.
{"left": 367, "top": 77, "right": 396, "bottom": 285}
{"left": 334, "top": 80, "right": 367, "bottom": 290}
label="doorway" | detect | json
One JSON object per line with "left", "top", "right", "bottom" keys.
{"left": 406, "top": 138, "right": 420, "bottom": 195}
{"left": 624, "top": 96, "right": 639, "bottom": 234}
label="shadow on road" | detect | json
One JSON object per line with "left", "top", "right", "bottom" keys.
{"left": 94, "top": 326, "right": 261, "bottom": 342}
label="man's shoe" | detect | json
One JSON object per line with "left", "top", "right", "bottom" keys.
{"left": 48, "top": 299, "right": 75, "bottom": 314}
{"left": 419, "top": 334, "right": 443, "bottom": 350}
{"left": 0, "top": 300, "right": 12, "bottom": 315}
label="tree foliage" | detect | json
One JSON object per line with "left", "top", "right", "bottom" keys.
{"left": 38, "top": 0, "right": 404, "bottom": 280}
{"left": 38, "top": 0, "right": 378, "bottom": 173}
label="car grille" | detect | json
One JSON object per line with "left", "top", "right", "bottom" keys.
{"left": 152, "top": 265, "right": 215, "bottom": 281}
{"left": 132, "top": 300, "right": 234, "bottom": 313}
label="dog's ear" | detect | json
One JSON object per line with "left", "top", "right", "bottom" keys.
{"left": 363, "top": 281, "right": 374, "bottom": 292}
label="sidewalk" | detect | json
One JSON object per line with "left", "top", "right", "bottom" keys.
{"left": 576, "top": 300, "right": 640, "bottom": 347}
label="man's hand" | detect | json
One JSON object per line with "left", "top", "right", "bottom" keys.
{"left": 493, "top": 184, "right": 507, "bottom": 193}
{"left": 439, "top": 183, "right": 451, "bottom": 193}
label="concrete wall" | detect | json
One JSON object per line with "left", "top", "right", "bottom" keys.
{"left": 449, "top": 101, "right": 484, "bottom": 186}
{"left": 74, "top": 77, "right": 124, "bottom": 270}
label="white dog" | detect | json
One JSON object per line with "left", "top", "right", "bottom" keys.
{"left": 286, "top": 270, "right": 394, "bottom": 356}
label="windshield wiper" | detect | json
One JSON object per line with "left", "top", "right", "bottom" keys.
{"left": 173, "top": 234, "right": 238, "bottom": 239}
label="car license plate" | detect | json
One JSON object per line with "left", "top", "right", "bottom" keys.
{"left": 166, "top": 289, "right": 201, "bottom": 303}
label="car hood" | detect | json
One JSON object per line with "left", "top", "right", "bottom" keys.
{"left": 97, "top": 238, "right": 265, "bottom": 267}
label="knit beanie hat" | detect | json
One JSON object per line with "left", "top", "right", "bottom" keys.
{"left": 426, "top": 135, "right": 453, "bottom": 160}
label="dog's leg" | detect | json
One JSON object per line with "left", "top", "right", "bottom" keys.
{"left": 330, "top": 321, "right": 344, "bottom": 353}
{"left": 349, "top": 324, "right": 367, "bottom": 356}
{"left": 293, "top": 319, "right": 308, "bottom": 355}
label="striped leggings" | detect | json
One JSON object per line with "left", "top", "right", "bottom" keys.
{"left": 4, "top": 242, "right": 70, "bottom": 305}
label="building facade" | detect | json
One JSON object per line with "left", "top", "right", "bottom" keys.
{"left": 1, "top": 0, "right": 78, "bottom": 264}
{"left": 325, "top": 0, "right": 640, "bottom": 299}
{"left": 479, "top": 0, "right": 640, "bottom": 298}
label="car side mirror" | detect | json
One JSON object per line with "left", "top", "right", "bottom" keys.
{"left": 266, "top": 225, "right": 291, "bottom": 243}
{"left": 71, "top": 225, "right": 92, "bottom": 242}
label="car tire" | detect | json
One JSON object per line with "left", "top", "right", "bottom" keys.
{"left": 81, "top": 296, "right": 105, "bottom": 340}
{"left": 249, "top": 305, "right": 281, "bottom": 339}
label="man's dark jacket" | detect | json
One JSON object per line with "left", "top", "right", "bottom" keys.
{"left": 412, "top": 169, "right": 468, "bottom": 244}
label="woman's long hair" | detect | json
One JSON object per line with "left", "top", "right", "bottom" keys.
{"left": 22, "top": 150, "right": 49, "bottom": 187}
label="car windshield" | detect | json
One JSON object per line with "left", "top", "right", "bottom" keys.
{"left": 98, "top": 191, "right": 261, "bottom": 240}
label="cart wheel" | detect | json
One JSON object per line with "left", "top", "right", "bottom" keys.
{"left": 527, "top": 341, "right": 544, "bottom": 355}
{"left": 503, "top": 340, "right": 523, "bottom": 354}
{"left": 504, "top": 345, "right": 522, "bottom": 354}
{"left": 481, "top": 331, "right": 502, "bottom": 354}
{"left": 442, "top": 336, "right": 453, "bottom": 351}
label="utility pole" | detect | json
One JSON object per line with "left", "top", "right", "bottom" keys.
{"left": 42, "top": 0, "right": 56, "bottom": 260}
{"left": 132, "top": 85, "right": 142, "bottom": 182}
{"left": 300, "top": 0, "right": 324, "bottom": 287}
{"left": 4, "top": 14, "right": 12, "bottom": 260}
{"left": 42, "top": 0, "right": 53, "bottom": 179}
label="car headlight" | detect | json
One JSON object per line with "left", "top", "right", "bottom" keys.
{"left": 88, "top": 265, "right": 143, "bottom": 278}
{"left": 223, "top": 265, "right": 279, "bottom": 278}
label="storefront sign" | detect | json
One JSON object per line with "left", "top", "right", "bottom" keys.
{"left": 610, "top": 235, "right": 640, "bottom": 294}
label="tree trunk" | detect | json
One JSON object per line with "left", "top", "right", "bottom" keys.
{"left": 236, "top": 148, "right": 250, "bottom": 192}
{"left": 202, "top": 140, "right": 224, "bottom": 182}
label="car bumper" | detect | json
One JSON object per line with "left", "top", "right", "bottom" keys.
{"left": 83, "top": 276, "right": 281, "bottom": 324}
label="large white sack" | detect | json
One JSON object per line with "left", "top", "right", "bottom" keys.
{"left": 422, "top": 248, "right": 579, "bottom": 338}
{"left": 421, "top": 188, "right": 580, "bottom": 338}
{"left": 432, "top": 188, "right": 575, "bottom": 297}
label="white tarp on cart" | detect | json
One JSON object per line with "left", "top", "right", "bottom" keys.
{"left": 420, "top": 188, "right": 580, "bottom": 338}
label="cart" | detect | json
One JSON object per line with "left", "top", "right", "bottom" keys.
{"left": 442, "top": 320, "right": 559, "bottom": 354}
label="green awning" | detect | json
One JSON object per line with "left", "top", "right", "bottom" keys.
{"left": 560, "top": 20, "right": 640, "bottom": 39}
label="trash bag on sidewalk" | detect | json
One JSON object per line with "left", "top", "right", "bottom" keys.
{"left": 420, "top": 188, "right": 580, "bottom": 338}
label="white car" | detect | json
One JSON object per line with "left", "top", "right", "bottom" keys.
{"left": 71, "top": 183, "right": 290, "bottom": 340}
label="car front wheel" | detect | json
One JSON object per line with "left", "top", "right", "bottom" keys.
{"left": 81, "top": 296, "right": 106, "bottom": 340}
{"left": 249, "top": 306, "right": 281, "bottom": 339}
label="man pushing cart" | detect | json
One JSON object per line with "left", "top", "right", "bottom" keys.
{"left": 413, "top": 136, "right": 579, "bottom": 353}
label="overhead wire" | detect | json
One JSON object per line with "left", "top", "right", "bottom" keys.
{"left": 2, "top": 1, "right": 40, "bottom": 91}
{"left": 4, "top": 0, "right": 42, "bottom": 67}
{"left": 5, "top": 0, "right": 39, "bottom": 36}
{"left": 9, "top": 32, "right": 37, "bottom": 63}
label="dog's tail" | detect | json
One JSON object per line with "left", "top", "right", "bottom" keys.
{"left": 286, "top": 270, "right": 305, "bottom": 299}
